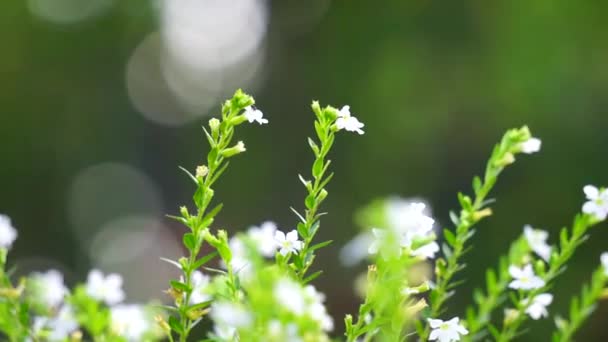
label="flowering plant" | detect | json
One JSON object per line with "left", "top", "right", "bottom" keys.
{"left": 1, "top": 89, "right": 606, "bottom": 342}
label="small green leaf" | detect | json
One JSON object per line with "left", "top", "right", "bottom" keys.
{"left": 305, "top": 194, "right": 316, "bottom": 210}
{"left": 192, "top": 252, "right": 218, "bottom": 270}
{"left": 312, "top": 158, "right": 324, "bottom": 179}
{"left": 309, "top": 240, "right": 333, "bottom": 252}
{"left": 179, "top": 166, "right": 199, "bottom": 185}
{"left": 449, "top": 211, "right": 460, "bottom": 226}
{"left": 303, "top": 270, "right": 323, "bottom": 284}
{"left": 297, "top": 222, "right": 309, "bottom": 239}
{"left": 168, "top": 316, "right": 185, "bottom": 335}
{"left": 443, "top": 229, "right": 456, "bottom": 247}
{"left": 183, "top": 233, "right": 196, "bottom": 251}
{"left": 472, "top": 176, "right": 482, "bottom": 194}
{"left": 170, "top": 280, "right": 191, "bottom": 293}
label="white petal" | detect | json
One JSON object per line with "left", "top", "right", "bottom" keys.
{"left": 508, "top": 265, "right": 523, "bottom": 279}
{"left": 286, "top": 230, "right": 299, "bottom": 242}
{"left": 274, "top": 231, "right": 286, "bottom": 243}
{"left": 535, "top": 293, "right": 553, "bottom": 305}
{"left": 584, "top": 185, "right": 599, "bottom": 200}
{"left": 428, "top": 318, "right": 443, "bottom": 328}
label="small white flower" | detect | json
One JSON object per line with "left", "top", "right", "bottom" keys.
{"left": 235, "top": 141, "right": 246, "bottom": 153}
{"left": 86, "top": 269, "right": 125, "bottom": 305}
{"left": 525, "top": 293, "right": 553, "bottom": 320}
{"left": 243, "top": 106, "right": 268, "bottom": 125}
{"left": 223, "top": 236, "right": 254, "bottom": 281}
{"left": 411, "top": 241, "right": 440, "bottom": 259}
{"left": 368, "top": 228, "right": 401, "bottom": 260}
{"left": 520, "top": 137, "right": 541, "bottom": 154}
{"left": 601, "top": 252, "right": 608, "bottom": 276}
{"left": 508, "top": 264, "right": 545, "bottom": 290}
{"left": 275, "top": 278, "right": 306, "bottom": 315}
{"left": 33, "top": 305, "right": 79, "bottom": 341}
{"left": 30, "top": 270, "right": 68, "bottom": 308}
{"left": 210, "top": 302, "right": 252, "bottom": 328}
{"left": 339, "top": 232, "right": 374, "bottom": 266}
{"left": 274, "top": 230, "right": 303, "bottom": 256}
{"left": 582, "top": 185, "right": 608, "bottom": 220}
{"left": 523, "top": 225, "right": 551, "bottom": 262}
{"left": 309, "top": 302, "right": 334, "bottom": 331}
{"left": 189, "top": 270, "right": 211, "bottom": 305}
{"left": 0, "top": 214, "right": 17, "bottom": 249}
{"left": 110, "top": 304, "right": 149, "bottom": 341}
{"left": 248, "top": 221, "right": 278, "bottom": 257}
{"left": 428, "top": 317, "right": 469, "bottom": 342}
{"left": 268, "top": 320, "right": 302, "bottom": 342}
{"left": 335, "top": 105, "right": 364, "bottom": 134}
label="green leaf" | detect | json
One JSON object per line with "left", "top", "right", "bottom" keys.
{"left": 472, "top": 176, "right": 482, "bottom": 194}
{"left": 305, "top": 194, "right": 316, "bottom": 210}
{"left": 442, "top": 243, "right": 453, "bottom": 259}
{"left": 179, "top": 166, "right": 199, "bottom": 185}
{"left": 168, "top": 316, "right": 185, "bottom": 335}
{"left": 443, "top": 229, "right": 456, "bottom": 247}
{"left": 183, "top": 233, "right": 196, "bottom": 251}
{"left": 201, "top": 203, "right": 224, "bottom": 227}
{"left": 170, "top": 280, "right": 191, "bottom": 293}
{"left": 192, "top": 252, "right": 218, "bottom": 270}
{"left": 312, "top": 158, "right": 324, "bottom": 179}
{"left": 209, "top": 161, "right": 230, "bottom": 186}
{"left": 297, "top": 222, "right": 309, "bottom": 239}
{"left": 309, "top": 240, "right": 333, "bottom": 252}
{"left": 449, "top": 211, "right": 460, "bottom": 225}
{"left": 303, "top": 270, "right": 323, "bottom": 284}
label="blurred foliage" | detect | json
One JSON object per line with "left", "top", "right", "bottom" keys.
{"left": 1, "top": 1, "right": 608, "bottom": 340}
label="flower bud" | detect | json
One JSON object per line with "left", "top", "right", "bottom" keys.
{"left": 472, "top": 208, "right": 493, "bottom": 221}
{"left": 317, "top": 189, "right": 328, "bottom": 203}
{"left": 155, "top": 315, "right": 171, "bottom": 333}
{"left": 180, "top": 206, "right": 189, "bottom": 218}
{"left": 209, "top": 118, "right": 220, "bottom": 137}
{"left": 196, "top": 165, "right": 208, "bottom": 179}
{"left": 222, "top": 141, "right": 246, "bottom": 158}
{"left": 504, "top": 308, "right": 519, "bottom": 326}
{"left": 495, "top": 152, "right": 515, "bottom": 167}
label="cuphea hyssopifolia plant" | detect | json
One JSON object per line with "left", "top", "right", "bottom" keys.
{"left": 163, "top": 90, "right": 362, "bottom": 341}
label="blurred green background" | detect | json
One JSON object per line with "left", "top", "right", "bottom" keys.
{"left": 1, "top": 0, "right": 608, "bottom": 340}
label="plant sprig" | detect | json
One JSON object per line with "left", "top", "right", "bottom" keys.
{"left": 166, "top": 89, "right": 260, "bottom": 342}
{"left": 552, "top": 263, "right": 607, "bottom": 342}
{"left": 287, "top": 102, "right": 342, "bottom": 281}
{"left": 420, "top": 126, "right": 538, "bottom": 339}
{"left": 496, "top": 213, "right": 600, "bottom": 341}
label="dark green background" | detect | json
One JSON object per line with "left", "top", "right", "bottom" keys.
{"left": 1, "top": 1, "right": 607, "bottom": 340}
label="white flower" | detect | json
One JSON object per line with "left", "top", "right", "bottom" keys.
{"left": 0, "top": 214, "right": 17, "bottom": 249}
{"left": 30, "top": 270, "right": 68, "bottom": 308}
{"left": 33, "top": 305, "right": 79, "bottom": 341}
{"left": 110, "top": 304, "right": 149, "bottom": 341}
{"left": 222, "top": 236, "right": 253, "bottom": 280}
{"left": 428, "top": 317, "right": 469, "bottom": 342}
{"left": 390, "top": 202, "right": 435, "bottom": 248}
{"left": 601, "top": 252, "right": 608, "bottom": 276}
{"left": 86, "top": 269, "right": 125, "bottom": 305}
{"left": 304, "top": 285, "right": 333, "bottom": 331}
{"left": 274, "top": 230, "right": 303, "bottom": 256}
{"left": 368, "top": 228, "right": 401, "bottom": 260}
{"left": 248, "top": 221, "right": 278, "bottom": 257}
{"left": 243, "top": 106, "right": 268, "bottom": 125}
{"left": 339, "top": 232, "right": 374, "bottom": 266}
{"left": 189, "top": 270, "right": 211, "bottom": 305}
{"left": 411, "top": 241, "right": 440, "bottom": 259}
{"left": 582, "top": 185, "right": 608, "bottom": 220}
{"left": 268, "top": 320, "right": 302, "bottom": 342}
{"left": 508, "top": 264, "right": 545, "bottom": 290}
{"left": 520, "top": 137, "right": 541, "bottom": 154}
{"left": 524, "top": 293, "right": 553, "bottom": 320}
{"left": 335, "top": 105, "right": 364, "bottom": 134}
{"left": 275, "top": 278, "right": 306, "bottom": 315}
{"left": 523, "top": 225, "right": 551, "bottom": 262}
{"left": 211, "top": 302, "right": 252, "bottom": 328}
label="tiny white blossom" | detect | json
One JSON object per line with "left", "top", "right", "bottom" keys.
{"left": 524, "top": 293, "right": 553, "bottom": 320}
{"left": 0, "top": 214, "right": 17, "bottom": 249}
{"left": 336, "top": 105, "right": 364, "bottom": 134}
{"left": 368, "top": 228, "right": 401, "bottom": 260}
{"left": 523, "top": 225, "right": 551, "bottom": 262}
{"left": 243, "top": 106, "right": 268, "bottom": 125}
{"left": 210, "top": 302, "right": 252, "bottom": 330}
{"left": 274, "top": 230, "right": 303, "bottom": 256}
{"left": 304, "top": 285, "right": 333, "bottom": 331}
{"left": 339, "top": 231, "right": 374, "bottom": 266}
{"left": 110, "top": 304, "right": 149, "bottom": 341}
{"left": 248, "top": 221, "right": 278, "bottom": 257}
{"left": 428, "top": 317, "right": 469, "bottom": 342}
{"left": 520, "top": 137, "right": 541, "bottom": 154}
{"left": 223, "top": 236, "right": 253, "bottom": 280}
{"left": 411, "top": 241, "right": 440, "bottom": 259}
{"left": 189, "top": 270, "right": 211, "bottom": 305}
{"left": 582, "top": 185, "right": 608, "bottom": 220}
{"left": 86, "top": 269, "right": 125, "bottom": 305}
{"left": 31, "top": 270, "right": 68, "bottom": 308}
{"left": 33, "top": 305, "right": 79, "bottom": 341}
{"left": 601, "top": 252, "right": 608, "bottom": 276}
{"left": 275, "top": 278, "right": 306, "bottom": 315}
{"left": 508, "top": 264, "right": 545, "bottom": 290}
{"left": 268, "top": 320, "right": 302, "bottom": 342}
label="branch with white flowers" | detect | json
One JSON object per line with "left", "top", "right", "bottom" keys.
{"left": 287, "top": 102, "right": 364, "bottom": 281}
{"left": 420, "top": 126, "right": 541, "bottom": 340}
{"left": 496, "top": 202, "right": 607, "bottom": 342}
{"left": 165, "top": 89, "right": 268, "bottom": 342}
